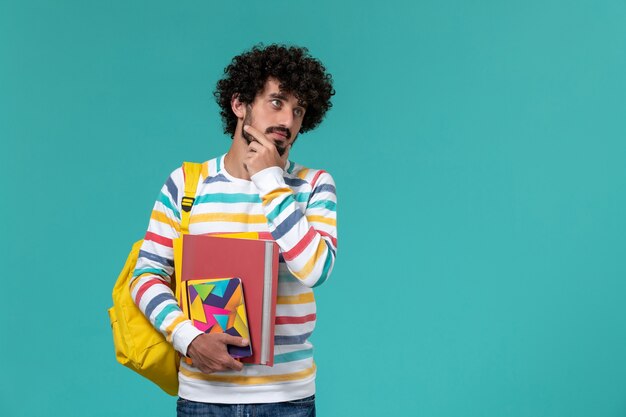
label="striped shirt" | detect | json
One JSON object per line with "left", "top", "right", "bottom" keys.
{"left": 131, "top": 154, "right": 338, "bottom": 403}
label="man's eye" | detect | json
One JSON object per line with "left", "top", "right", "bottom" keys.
{"left": 294, "top": 108, "right": 304, "bottom": 118}
{"left": 271, "top": 99, "right": 282, "bottom": 108}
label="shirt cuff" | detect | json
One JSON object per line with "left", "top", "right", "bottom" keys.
{"left": 250, "top": 166, "right": 287, "bottom": 196}
{"left": 171, "top": 321, "right": 204, "bottom": 356}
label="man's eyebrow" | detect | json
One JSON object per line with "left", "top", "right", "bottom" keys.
{"left": 269, "top": 92, "right": 288, "bottom": 100}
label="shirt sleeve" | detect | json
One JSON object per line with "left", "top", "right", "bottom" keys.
{"left": 251, "top": 166, "right": 338, "bottom": 288}
{"left": 129, "top": 167, "right": 203, "bottom": 356}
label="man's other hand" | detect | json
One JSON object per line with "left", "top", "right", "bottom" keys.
{"left": 243, "top": 125, "right": 290, "bottom": 176}
{"left": 186, "top": 333, "right": 249, "bottom": 374}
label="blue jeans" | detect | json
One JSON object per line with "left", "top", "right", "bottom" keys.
{"left": 176, "top": 395, "right": 316, "bottom": 417}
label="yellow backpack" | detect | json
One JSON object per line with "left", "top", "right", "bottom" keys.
{"left": 108, "top": 162, "right": 202, "bottom": 396}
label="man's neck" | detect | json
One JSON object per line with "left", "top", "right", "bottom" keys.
{"left": 224, "top": 134, "right": 252, "bottom": 180}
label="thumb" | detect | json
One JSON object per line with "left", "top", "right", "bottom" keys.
{"left": 281, "top": 145, "right": 291, "bottom": 166}
{"left": 221, "top": 333, "right": 249, "bottom": 346}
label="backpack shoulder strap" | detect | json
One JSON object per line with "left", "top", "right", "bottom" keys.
{"left": 180, "top": 162, "right": 203, "bottom": 235}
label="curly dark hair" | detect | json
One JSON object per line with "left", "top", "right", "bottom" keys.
{"left": 214, "top": 44, "right": 335, "bottom": 136}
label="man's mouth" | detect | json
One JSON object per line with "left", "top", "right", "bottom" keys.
{"left": 266, "top": 127, "right": 291, "bottom": 141}
{"left": 270, "top": 132, "right": 287, "bottom": 142}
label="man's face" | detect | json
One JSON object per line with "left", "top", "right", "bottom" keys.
{"left": 240, "top": 78, "right": 306, "bottom": 156}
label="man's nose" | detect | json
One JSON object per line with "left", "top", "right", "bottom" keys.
{"left": 277, "top": 108, "right": 294, "bottom": 128}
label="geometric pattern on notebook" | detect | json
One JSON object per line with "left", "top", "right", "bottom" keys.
{"left": 187, "top": 277, "right": 252, "bottom": 358}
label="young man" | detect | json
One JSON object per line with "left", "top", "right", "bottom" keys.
{"left": 131, "top": 44, "right": 337, "bottom": 417}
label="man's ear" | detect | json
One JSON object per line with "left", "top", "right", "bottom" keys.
{"left": 231, "top": 94, "right": 246, "bottom": 119}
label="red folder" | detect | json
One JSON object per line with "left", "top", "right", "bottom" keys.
{"left": 178, "top": 234, "right": 279, "bottom": 366}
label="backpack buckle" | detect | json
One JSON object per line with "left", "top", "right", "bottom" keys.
{"left": 181, "top": 197, "right": 195, "bottom": 212}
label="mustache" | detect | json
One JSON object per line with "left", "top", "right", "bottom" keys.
{"left": 265, "top": 126, "right": 291, "bottom": 140}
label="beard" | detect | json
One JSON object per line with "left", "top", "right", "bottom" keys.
{"left": 241, "top": 107, "right": 293, "bottom": 156}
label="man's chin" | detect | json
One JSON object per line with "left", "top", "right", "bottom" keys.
{"left": 271, "top": 139, "right": 284, "bottom": 154}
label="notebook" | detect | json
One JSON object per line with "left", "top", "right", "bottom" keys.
{"left": 181, "top": 277, "right": 252, "bottom": 358}
{"left": 174, "top": 233, "right": 279, "bottom": 366}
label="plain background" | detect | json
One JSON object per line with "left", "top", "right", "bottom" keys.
{"left": 2, "top": 1, "right": 626, "bottom": 416}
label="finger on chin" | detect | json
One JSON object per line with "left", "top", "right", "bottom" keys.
{"left": 281, "top": 147, "right": 291, "bottom": 163}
